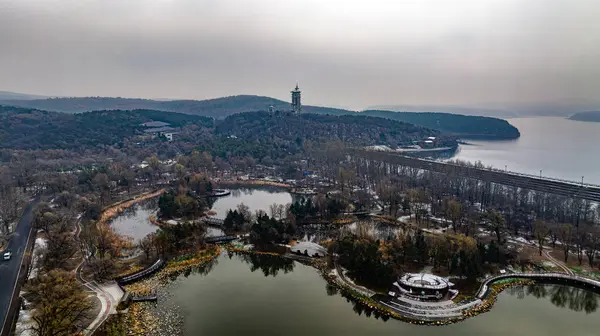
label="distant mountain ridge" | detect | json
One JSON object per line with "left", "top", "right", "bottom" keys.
{"left": 568, "top": 111, "right": 600, "bottom": 123}
{"left": 0, "top": 94, "right": 520, "bottom": 139}
{"left": 0, "top": 90, "right": 50, "bottom": 100}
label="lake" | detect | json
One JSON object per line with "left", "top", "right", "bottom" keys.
{"left": 145, "top": 254, "right": 600, "bottom": 336}
{"left": 110, "top": 199, "right": 159, "bottom": 242}
{"left": 209, "top": 188, "right": 294, "bottom": 219}
{"left": 452, "top": 117, "right": 600, "bottom": 184}
{"left": 110, "top": 188, "right": 294, "bottom": 240}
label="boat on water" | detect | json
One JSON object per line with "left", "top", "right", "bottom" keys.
{"left": 291, "top": 188, "right": 317, "bottom": 196}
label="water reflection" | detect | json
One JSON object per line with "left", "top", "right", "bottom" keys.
{"left": 344, "top": 293, "right": 391, "bottom": 322}
{"left": 209, "top": 188, "right": 293, "bottom": 219}
{"left": 166, "top": 256, "right": 220, "bottom": 282}
{"left": 234, "top": 252, "right": 295, "bottom": 277}
{"left": 507, "top": 284, "right": 599, "bottom": 314}
{"left": 110, "top": 199, "right": 159, "bottom": 241}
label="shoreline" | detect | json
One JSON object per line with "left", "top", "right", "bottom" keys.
{"left": 97, "top": 192, "right": 595, "bottom": 331}
{"left": 122, "top": 245, "right": 541, "bottom": 331}
{"left": 100, "top": 189, "right": 165, "bottom": 226}
{"left": 215, "top": 179, "right": 293, "bottom": 189}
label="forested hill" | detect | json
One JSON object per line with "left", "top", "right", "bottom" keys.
{"left": 0, "top": 106, "right": 452, "bottom": 161}
{"left": 0, "top": 95, "right": 519, "bottom": 139}
{"left": 362, "top": 110, "right": 521, "bottom": 139}
{"left": 0, "top": 105, "right": 212, "bottom": 150}
{"left": 217, "top": 111, "right": 444, "bottom": 145}
{"left": 568, "top": 111, "right": 600, "bottom": 123}
{"left": 203, "top": 111, "right": 451, "bottom": 159}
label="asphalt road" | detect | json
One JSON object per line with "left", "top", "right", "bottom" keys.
{"left": 0, "top": 201, "right": 37, "bottom": 335}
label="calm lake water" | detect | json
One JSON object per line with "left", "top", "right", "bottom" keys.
{"left": 111, "top": 188, "right": 293, "bottom": 240}
{"left": 149, "top": 254, "right": 600, "bottom": 336}
{"left": 110, "top": 200, "right": 158, "bottom": 242}
{"left": 452, "top": 117, "right": 600, "bottom": 184}
{"left": 209, "top": 188, "right": 294, "bottom": 219}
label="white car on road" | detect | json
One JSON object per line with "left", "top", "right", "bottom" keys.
{"left": 3, "top": 250, "right": 12, "bottom": 260}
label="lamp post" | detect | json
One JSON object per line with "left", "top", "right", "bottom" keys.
{"left": 582, "top": 176, "right": 584, "bottom": 186}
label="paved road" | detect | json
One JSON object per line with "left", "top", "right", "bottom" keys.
{"left": 351, "top": 149, "right": 600, "bottom": 201}
{"left": 0, "top": 201, "right": 37, "bottom": 335}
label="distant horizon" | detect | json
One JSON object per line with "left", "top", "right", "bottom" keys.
{"left": 2, "top": 89, "right": 600, "bottom": 118}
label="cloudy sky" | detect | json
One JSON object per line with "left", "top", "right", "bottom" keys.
{"left": 0, "top": 0, "right": 598, "bottom": 110}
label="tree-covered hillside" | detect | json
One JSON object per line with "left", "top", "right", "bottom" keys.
{"left": 0, "top": 95, "right": 520, "bottom": 139}
{"left": 362, "top": 110, "right": 521, "bottom": 139}
{"left": 0, "top": 95, "right": 352, "bottom": 118}
{"left": 201, "top": 111, "right": 453, "bottom": 160}
{"left": 0, "top": 106, "right": 454, "bottom": 161}
{"left": 0, "top": 106, "right": 212, "bottom": 150}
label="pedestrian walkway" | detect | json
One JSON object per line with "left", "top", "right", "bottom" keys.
{"left": 543, "top": 250, "right": 574, "bottom": 275}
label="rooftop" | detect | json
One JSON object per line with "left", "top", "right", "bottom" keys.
{"left": 141, "top": 121, "right": 170, "bottom": 128}
{"left": 398, "top": 273, "right": 452, "bottom": 290}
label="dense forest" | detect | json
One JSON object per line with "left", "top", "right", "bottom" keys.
{"left": 362, "top": 110, "right": 521, "bottom": 139}
{"left": 0, "top": 106, "right": 212, "bottom": 150}
{"left": 568, "top": 111, "right": 600, "bottom": 123}
{"left": 0, "top": 95, "right": 520, "bottom": 139}
{"left": 0, "top": 106, "right": 451, "bottom": 159}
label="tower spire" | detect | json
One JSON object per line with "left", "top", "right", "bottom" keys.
{"left": 291, "top": 82, "right": 302, "bottom": 114}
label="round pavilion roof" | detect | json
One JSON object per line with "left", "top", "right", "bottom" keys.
{"left": 398, "top": 273, "right": 450, "bottom": 290}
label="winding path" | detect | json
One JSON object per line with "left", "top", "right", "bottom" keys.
{"left": 75, "top": 260, "right": 114, "bottom": 335}
{"left": 543, "top": 250, "right": 574, "bottom": 275}
{"left": 74, "top": 219, "right": 113, "bottom": 335}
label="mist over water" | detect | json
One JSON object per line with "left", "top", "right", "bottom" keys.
{"left": 452, "top": 117, "right": 600, "bottom": 184}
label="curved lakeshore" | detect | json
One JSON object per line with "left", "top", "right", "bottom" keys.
{"left": 111, "top": 245, "right": 600, "bottom": 335}
{"left": 111, "top": 248, "right": 600, "bottom": 336}
{"left": 95, "top": 187, "right": 600, "bottom": 334}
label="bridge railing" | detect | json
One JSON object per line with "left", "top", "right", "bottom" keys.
{"left": 117, "top": 259, "right": 165, "bottom": 285}
{"left": 476, "top": 273, "right": 600, "bottom": 299}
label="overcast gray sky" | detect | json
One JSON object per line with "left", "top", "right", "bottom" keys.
{"left": 1, "top": 0, "right": 598, "bottom": 110}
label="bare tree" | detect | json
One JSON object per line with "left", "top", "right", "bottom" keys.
{"left": 532, "top": 220, "right": 549, "bottom": 256}
{"left": 0, "top": 186, "right": 26, "bottom": 236}
{"left": 25, "top": 270, "right": 94, "bottom": 336}
{"left": 585, "top": 227, "right": 600, "bottom": 268}
{"left": 139, "top": 234, "right": 155, "bottom": 259}
{"left": 444, "top": 198, "right": 463, "bottom": 233}
{"left": 486, "top": 209, "right": 506, "bottom": 244}
{"left": 558, "top": 224, "right": 573, "bottom": 263}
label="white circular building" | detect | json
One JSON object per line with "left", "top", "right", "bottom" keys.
{"left": 393, "top": 273, "right": 453, "bottom": 301}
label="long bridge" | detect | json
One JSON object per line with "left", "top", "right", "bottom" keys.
{"left": 350, "top": 149, "right": 600, "bottom": 202}
{"left": 476, "top": 272, "right": 600, "bottom": 299}
{"left": 116, "top": 259, "right": 165, "bottom": 285}
{"left": 201, "top": 217, "right": 225, "bottom": 227}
